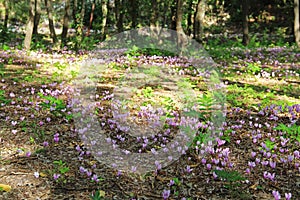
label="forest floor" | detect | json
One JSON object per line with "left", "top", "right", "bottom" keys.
{"left": 0, "top": 40, "right": 299, "bottom": 200}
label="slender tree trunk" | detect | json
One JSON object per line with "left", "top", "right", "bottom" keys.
{"left": 115, "top": 0, "right": 124, "bottom": 33}
{"left": 61, "top": 0, "right": 71, "bottom": 46}
{"left": 45, "top": 0, "right": 57, "bottom": 43}
{"left": 3, "top": 0, "right": 9, "bottom": 31}
{"left": 129, "top": 0, "right": 138, "bottom": 29}
{"left": 87, "top": 0, "right": 96, "bottom": 36}
{"left": 33, "top": 0, "right": 41, "bottom": 37}
{"left": 79, "top": 0, "right": 86, "bottom": 38}
{"left": 170, "top": 0, "right": 176, "bottom": 30}
{"left": 242, "top": 0, "right": 250, "bottom": 46}
{"left": 161, "top": 0, "right": 169, "bottom": 28}
{"left": 150, "top": 0, "right": 158, "bottom": 28}
{"left": 72, "top": 0, "right": 78, "bottom": 28}
{"left": 294, "top": 0, "right": 300, "bottom": 47}
{"left": 176, "top": 0, "right": 187, "bottom": 54}
{"left": 101, "top": 0, "right": 108, "bottom": 40}
{"left": 24, "top": 0, "right": 35, "bottom": 50}
{"left": 194, "top": 0, "right": 206, "bottom": 42}
{"left": 187, "top": 0, "right": 193, "bottom": 36}
{"left": 150, "top": 0, "right": 160, "bottom": 39}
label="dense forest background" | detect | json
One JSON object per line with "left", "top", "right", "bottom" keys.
{"left": 0, "top": 0, "right": 299, "bottom": 50}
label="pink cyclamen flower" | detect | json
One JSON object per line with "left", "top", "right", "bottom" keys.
{"left": 284, "top": 193, "right": 292, "bottom": 200}
{"left": 53, "top": 173, "right": 61, "bottom": 180}
{"left": 43, "top": 141, "right": 49, "bottom": 147}
{"left": 272, "top": 190, "right": 281, "bottom": 200}
{"left": 162, "top": 189, "right": 170, "bottom": 200}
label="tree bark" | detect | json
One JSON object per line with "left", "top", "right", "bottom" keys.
{"left": 187, "top": 0, "right": 193, "bottom": 36}
{"left": 3, "top": 0, "right": 9, "bottom": 31}
{"left": 72, "top": 0, "right": 78, "bottom": 28}
{"left": 150, "top": 0, "right": 160, "bottom": 39}
{"left": 294, "top": 0, "right": 300, "bottom": 47}
{"left": 79, "top": 0, "right": 86, "bottom": 37}
{"left": 115, "top": 0, "right": 124, "bottom": 33}
{"left": 194, "top": 0, "right": 206, "bottom": 42}
{"left": 45, "top": 0, "right": 57, "bottom": 43}
{"left": 33, "top": 0, "right": 41, "bottom": 37}
{"left": 87, "top": 0, "right": 96, "bottom": 36}
{"left": 24, "top": 0, "right": 35, "bottom": 50}
{"left": 242, "top": 0, "right": 250, "bottom": 46}
{"left": 101, "top": 0, "right": 108, "bottom": 40}
{"left": 129, "top": 0, "right": 138, "bottom": 29}
{"left": 61, "top": 0, "right": 71, "bottom": 46}
{"left": 176, "top": 0, "right": 187, "bottom": 54}
{"left": 150, "top": 0, "right": 158, "bottom": 28}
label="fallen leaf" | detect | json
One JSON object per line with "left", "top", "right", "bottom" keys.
{"left": 0, "top": 184, "right": 12, "bottom": 192}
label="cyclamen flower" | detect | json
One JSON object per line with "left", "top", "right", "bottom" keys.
{"left": 92, "top": 174, "right": 99, "bottom": 182}
{"left": 272, "top": 190, "right": 281, "bottom": 200}
{"left": 162, "top": 189, "right": 170, "bottom": 200}
{"left": 284, "top": 193, "right": 292, "bottom": 200}
{"left": 269, "top": 161, "right": 276, "bottom": 169}
{"left": 34, "top": 172, "right": 39, "bottom": 178}
{"left": 54, "top": 133, "right": 59, "bottom": 143}
{"left": 43, "top": 141, "right": 49, "bottom": 147}
{"left": 53, "top": 173, "right": 61, "bottom": 180}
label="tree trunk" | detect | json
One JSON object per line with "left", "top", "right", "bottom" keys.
{"left": 161, "top": 0, "right": 169, "bottom": 28}
{"left": 176, "top": 0, "right": 187, "bottom": 54}
{"left": 194, "top": 0, "right": 206, "bottom": 42}
{"left": 79, "top": 0, "right": 86, "bottom": 38}
{"left": 295, "top": 0, "right": 300, "bottom": 47}
{"left": 72, "top": 0, "right": 78, "bottom": 28}
{"left": 3, "top": 0, "right": 9, "bottom": 31}
{"left": 24, "top": 0, "right": 35, "bottom": 50}
{"left": 61, "top": 0, "right": 71, "bottom": 46}
{"left": 87, "top": 0, "right": 96, "bottom": 36}
{"left": 170, "top": 0, "right": 176, "bottom": 30}
{"left": 150, "top": 0, "right": 158, "bottom": 28}
{"left": 115, "top": 0, "right": 124, "bottom": 33}
{"left": 45, "top": 0, "right": 57, "bottom": 43}
{"left": 101, "top": 0, "right": 108, "bottom": 40}
{"left": 33, "top": 0, "right": 41, "bottom": 37}
{"left": 242, "top": 0, "right": 250, "bottom": 46}
{"left": 187, "top": 0, "right": 193, "bottom": 36}
{"left": 129, "top": 0, "right": 138, "bottom": 29}
{"left": 150, "top": 0, "right": 160, "bottom": 39}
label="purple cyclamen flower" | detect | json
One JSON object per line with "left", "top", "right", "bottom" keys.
{"left": 294, "top": 150, "right": 300, "bottom": 158}
{"left": 53, "top": 173, "right": 61, "bottom": 180}
{"left": 26, "top": 151, "right": 31, "bottom": 157}
{"left": 186, "top": 165, "right": 192, "bottom": 173}
{"left": 272, "top": 190, "right": 281, "bottom": 200}
{"left": 43, "top": 141, "right": 49, "bottom": 147}
{"left": 162, "top": 189, "right": 170, "bottom": 200}
{"left": 206, "top": 163, "right": 212, "bottom": 170}
{"left": 79, "top": 166, "right": 86, "bottom": 173}
{"left": 248, "top": 161, "right": 256, "bottom": 168}
{"left": 269, "top": 161, "right": 276, "bottom": 169}
{"left": 284, "top": 193, "right": 292, "bottom": 200}
{"left": 92, "top": 174, "right": 99, "bottom": 182}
